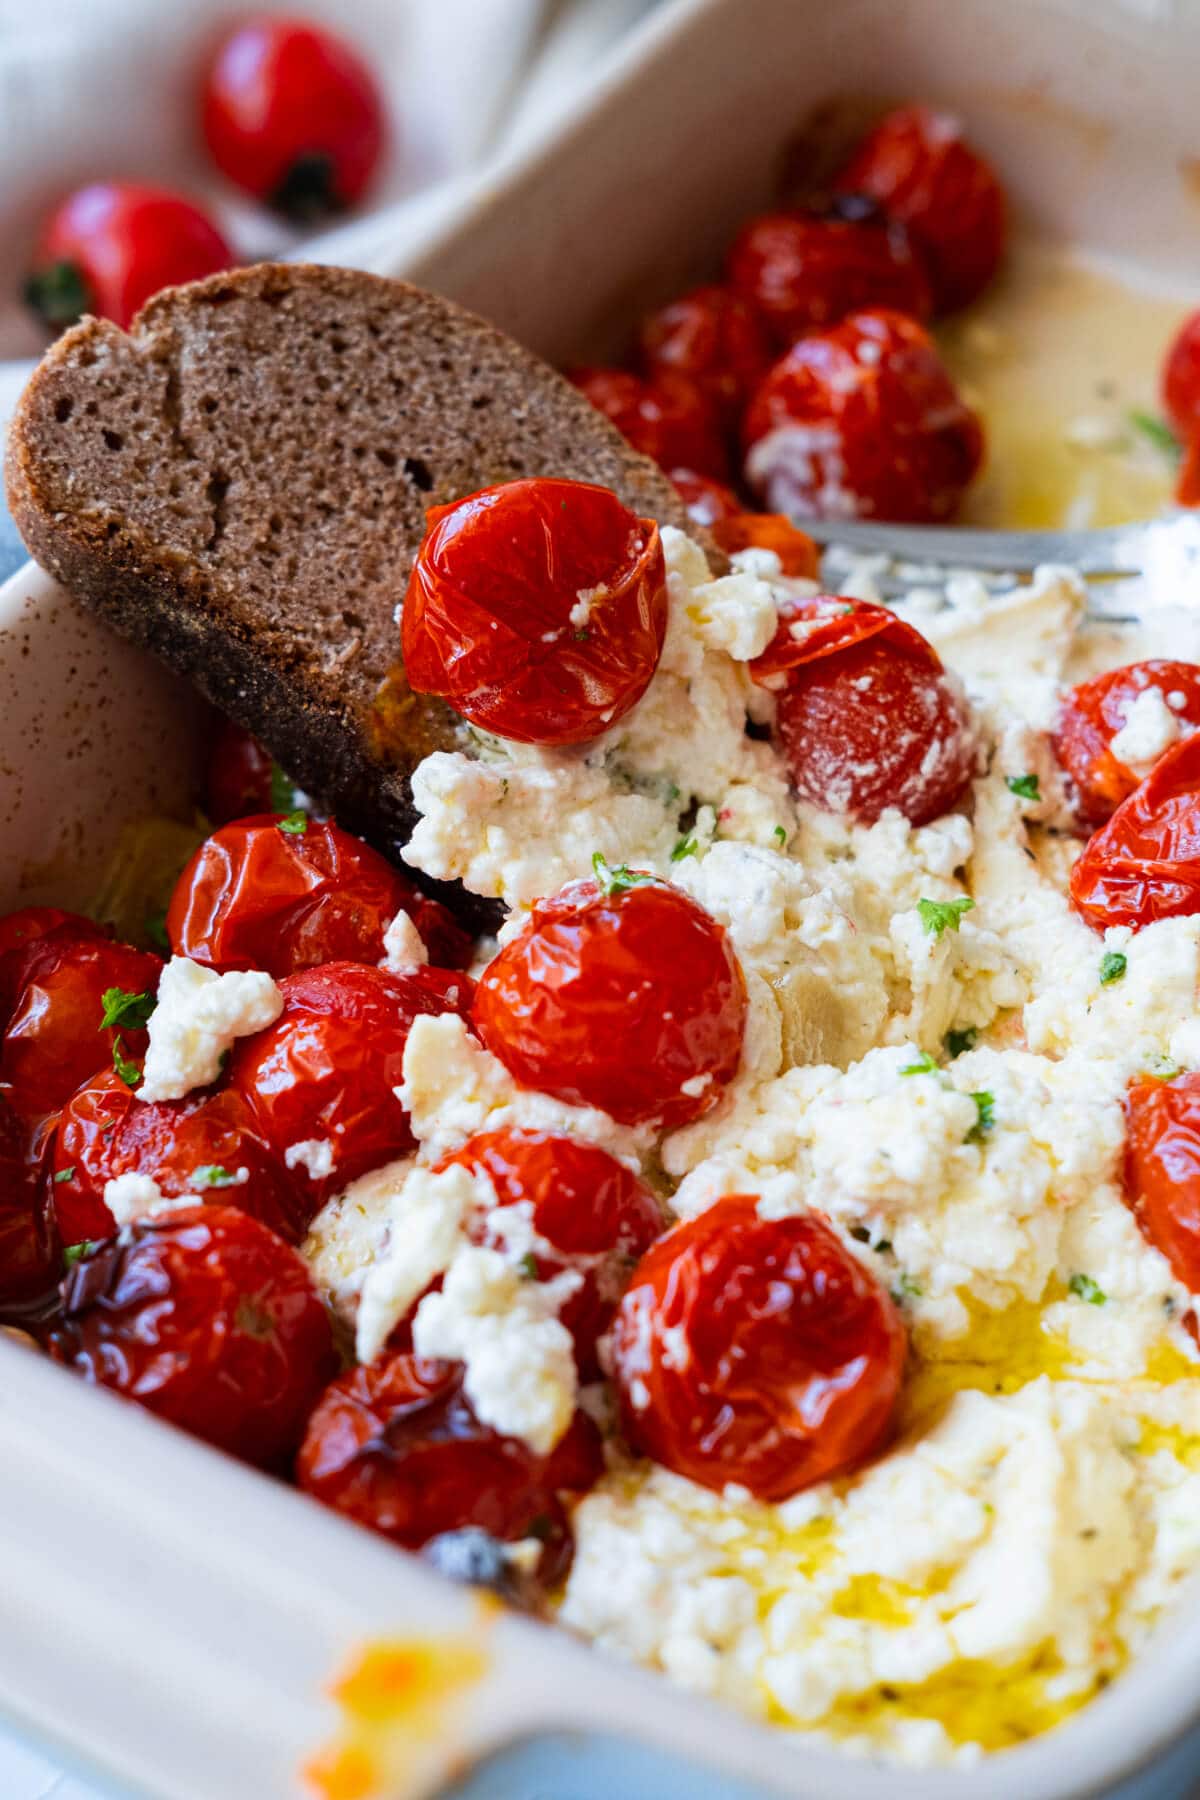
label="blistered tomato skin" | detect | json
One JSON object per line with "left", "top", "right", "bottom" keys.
{"left": 637, "top": 284, "right": 774, "bottom": 425}
{"left": 401, "top": 478, "right": 669, "bottom": 748}
{"left": 1124, "top": 1075, "right": 1200, "bottom": 1291}
{"left": 0, "top": 1092, "right": 57, "bottom": 1309}
{"left": 296, "top": 1352, "right": 603, "bottom": 1584}
{"left": 1070, "top": 734, "right": 1200, "bottom": 933}
{"left": 473, "top": 874, "right": 747, "bottom": 1130}
{"left": 567, "top": 368, "right": 730, "bottom": 480}
{"left": 229, "top": 961, "right": 473, "bottom": 1202}
{"left": 749, "top": 594, "right": 973, "bottom": 826}
{"left": 1163, "top": 312, "right": 1200, "bottom": 443}
{"left": 203, "top": 719, "right": 276, "bottom": 826}
{"left": 726, "top": 210, "right": 932, "bottom": 345}
{"left": 0, "top": 906, "right": 87, "bottom": 1027}
{"left": 50, "top": 1067, "right": 311, "bottom": 1247}
{"left": 167, "top": 813, "right": 471, "bottom": 979}
{"left": 1052, "top": 662, "right": 1200, "bottom": 826}
{"left": 611, "top": 1196, "right": 906, "bottom": 1501}
{"left": 709, "top": 512, "right": 820, "bottom": 578}
{"left": 834, "top": 105, "right": 1006, "bottom": 313}
{"left": 436, "top": 1129, "right": 664, "bottom": 1377}
{"left": 47, "top": 1205, "right": 337, "bottom": 1468}
{"left": 669, "top": 469, "right": 743, "bottom": 528}
{"left": 742, "top": 309, "right": 983, "bottom": 524}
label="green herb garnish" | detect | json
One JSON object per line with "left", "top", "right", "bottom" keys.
{"left": 1069, "top": 1272, "right": 1107, "bottom": 1306}
{"left": 894, "top": 1272, "right": 923, "bottom": 1300}
{"left": 966, "top": 1090, "right": 995, "bottom": 1144}
{"left": 671, "top": 836, "right": 699, "bottom": 863}
{"left": 918, "top": 896, "right": 975, "bottom": 939}
{"left": 53, "top": 1166, "right": 75, "bottom": 1184}
{"left": 100, "top": 986, "right": 155, "bottom": 1032}
{"left": 278, "top": 810, "right": 308, "bottom": 836}
{"left": 63, "top": 1240, "right": 98, "bottom": 1269}
{"left": 144, "top": 910, "right": 170, "bottom": 955}
{"left": 900, "top": 1051, "right": 939, "bottom": 1076}
{"left": 269, "top": 763, "right": 297, "bottom": 813}
{"left": 1099, "top": 950, "right": 1128, "bottom": 986}
{"left": 1129, "top": 410, "right": 1180, "bottom": 460}
{"left": 773, "top": 825, "right": 787, "bottom": 848}
{"left": 111, "top": 1038, "right": 141, "bottom": 1088}
{"left": 519, "top": 1252, "right": 539, "bottom": 1280}
{"left": 193, "top": 1165, "right": 236, "bottom": 1188}
{"left": 1006, "top": 773, "right": 1040, "bottom": 801}
{"left": 591, "top": 852, "right": 655, "bottom": 897}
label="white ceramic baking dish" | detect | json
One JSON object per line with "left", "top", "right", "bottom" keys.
{"left": 5, "top": 0, "right": 1200, "bottom": 1795}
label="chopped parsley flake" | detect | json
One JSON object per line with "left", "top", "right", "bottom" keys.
{"left": 269, "top": 763, "right": 297, "bottom": 813}
{"left": 966, "top": 1090, "right": 995, "bottom": 1145}
{"left": 63, "top": 1240, "right": 98, "bottom": 1269}
{"left": 53, "top": 1166, "right": 75, "bottom": 1184}
{"left": 573, "top": 627, "right": 591, "bottom": 642}
{"left": 100, "top": 986, "right": 155, "bottom": 1032}
{"left": 944, "top": 1027, "right": 978, "bottom": 1060}
{"left": 278, "top": 810, "right": 308, "bottom": 836}
{"left": 1099, "top": 950, "right": 1127, "bottom": 986}
{"left": 773, "top": 825, "right": 787, "bottom": 848}
{"left": 111, "top": 1037, "right": 141, "bottom": 1089}
{"left": 900, "top": 1051, "right": 939, "bottom": 1076}
{"left": 591, "top": 852, "right": 655, "bottom": 896}
{"left": 1128, "top": 409, "right": 1180, "bottom": 460}
{"left": 519, "top": 1252, "right": 539, "bottom": 1280}
{"left": 671, "top": 836, "right": 699, "bottom": 863}
{"left": 1069, "top": 1272, "right": 1107, "bottom": 1306}
{"left": 895, "top": 1272, "right": 923, "bottom": 1300}
{"left": 1148, "top": 1055, "right": 1181, "bottom": 1083}
{"left": 917, "top": 896, "right": 974, "bottom": 939}
{"left": 1006, "top": 773, "right": 1040, "bottom": 801}
{"left": 193, "top": 1165, "right": 236, "bottom": 1188}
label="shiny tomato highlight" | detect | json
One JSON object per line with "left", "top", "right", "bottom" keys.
{"left": 726, "top": 209, "right": 932, "bottom": 345}
{"left": 709, "top": 511, "right": 820, "bottom": 578}
{"left": 1070, "top": 733, "right": 1200, "bottom": 932}
{"left": 1052, "top": 661, "right": 1200, "bottom": 826}
{"left": 1125, "top": 1073, "right": 1200, "bottom": 1292}
{"left": 637, "top": 283, "right": 774, "bottom": 425}
{"left": 0, "top": 1091, "right": 57, "bottom": 1309}
{"left": 568, "top": 368, "right": 729, "bottom": 480}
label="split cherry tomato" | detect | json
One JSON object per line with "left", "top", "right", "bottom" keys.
{"left": 0, "top": 924, "right": 163, "bottom": 1125}
{"left": 24, "top": 184, "right": 232, "bottom": 333}
{"left": 749, "top": 594, "right": 973, "bottom": 825}
{"left": 1163, "top": 311, "right": 1200, "bottom": 443}
{"left": 834, "top": 105, "right": 1006, "bottom": 312}
{"left": 402, "top": 478, "right": 669, "bottom": 748}
{"left": 742, "top": 308, "right": 984, "bottom": 523}
{"left": 167, "top": 813, "right": 471, "bottom": 979}
{"left": 1070, "top": 733, "right": 1200, "bottom": 932}
{"left": 709, "top": 512, "right": 820, "bottom": 578}
{"left": 567, "top": 368, "right": 730, "bottom": 480}
{"left": 229, "top": 961, "right": 473, "bottom": 1203}
{"left": 637, "top": 284, "right": 774, "bottom": 426}
{"left": 436, "top": 1129, "right": 664, "bottom": 1378}
{"left": 50, "top": 1067, "right": 309, "bottom": 1248}
{"left": 201, "top": 16, "right": 386, "bottom": 220}
{"left": 727, "top": 209, "right": 932, "bottom": 345}
{"left": 47, "top": 1205, "right": 336, "bottom": 1468}
{"left": 296, "top": 1352, "right": 603, "bottom": 1584}
{"left": 1052, "top": 661, "right": 1200, "bottom": 826}
{"left": 203, "top": 718, "right": 278, "bottom": 826}
{"left": 669, "top": 469, "right": 743, "bottom": 527}
{"left": 611, "top": 1195, "right": 905, "bottom": 1501}
{"left": 473, "top": 871, "right": 747, "bottom": 1130}
{"left": 1124, "top": 1073, "right": 1200, "bottom": 1291}
{"left": 0, "top": 1091, "right": 57, "bottom": 1310}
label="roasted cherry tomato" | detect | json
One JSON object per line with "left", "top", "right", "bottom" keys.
{"left": 24, "top": 184, "right": 232, "bottom": 333}
{"left": 0, "top": 924, "right": 163, "bottom": 1125}
{"left": 474, "top": 871, "right": 746, "bottom": 1130}
{"left": 1124, "top": 1073, "right": 1200, "bottom": 1291}
{"left": 611, "top": 1195, "right": 905, "bottom": 1500}
{"left": 203, "top": 718, "right": 278, "bottom": 826}
{"left": 567, "top": 368, "right": 730, "bottom": 480}
{"left": 669, "top": 468, "right": 743, "bottom": 527}
{"left": 0, "top": 906, "right": 76, "bottom": 964}
{"left": 1052, "top": 661, "right": 1200, "bottom": 826}
{"left": 201, "top": 16, "right": 386, "bottom": 220}
{"left": 167, "top": 812, "right": 471, "bottom": 979}
{"left": 47, "top": 1205, "right": 336, "bottom": 1467}
{"left": 1070, "top": 733, "right": 1200, "bottom": 932}
{"left": 742, "top": 308, "right": 983, "bottom": 523}
{"left": 709, "top": 511, "right": 820, "bottom": 578}
{"left": 1163, "top": 311, "right": 1200, "bottom": 443}
{"left": 0, "top": 1091, "right": 57, "bottom": 1309}
{"left": 435, "top": 1129, "right": 664, "bottom": 1378}
{"left": 749, "top": 594, "right": 973, "bottom": 825}
{"left": 1177, "top": 437, "right": 1200, "bottom": 511}
{"left": 727, "top": 209, "right": 931, "bottom": 346}
{"left": 50, "top": 1067, "right": 310, "bottom": 1248}
{"left": 401, "top": 478, "right": 669, "bottom": 748}
{"left": 833, "top": 105, "right": 1006, "bottom": 312}
{"left": 230, "top": 961, "right": 473, "bottom": 1202}
{"left": 296, "top": 1352, "right": 603, "bottom": 1584}
{"left": 637, "top": 284, "right": 774, "bottom": 426}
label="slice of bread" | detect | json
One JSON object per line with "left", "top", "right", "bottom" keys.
{"left": 5, "top": 263, "right": 695, "bottom": 903}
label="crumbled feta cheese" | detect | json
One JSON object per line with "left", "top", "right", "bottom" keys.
{"left": 355, "top": 1162, "right": 483, "bottom": 1365}
{"left": 103, "top": 1172, "right": 197, "bottom": 1226}
{"left": 285, "top": 1139, "right": 335, "bottom": 1181}
{"left": 137, "top": 957, "right": 281, "bottom": 1103}
{"left": 1109, "top": 684, "right": 1182, "bottom": 776}
{"left": 380, "top": 908, "right": 428, "bottom": 971}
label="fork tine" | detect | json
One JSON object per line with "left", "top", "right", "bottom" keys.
{"left": 801, "top": 518, "right": 1145, "bottom": 576}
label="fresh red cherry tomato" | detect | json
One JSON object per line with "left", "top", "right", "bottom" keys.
{"left": 434, "top": 1130, "right": 664, "bottom": 1378}
{"left": 742, "top": 308, "right": 983, "bottom": 523}
{"left": 50, "top": 1066, "right": 310, "bottom": 1248}
{"left": 229, "top": 961, "right": 473, "bottom": 1202}
{"left": 24, "top": 184, "right": 232, "bottom": 333}
{"left": 1125, "top": 1073, "right": 1200, "bottom": 1292}
{"left": 669, "top": 469, "right": 743, "bottom": 527}
{"left": 833, "top": 106, "right": 1006, "bottom": 313}
{"left": 0, "top": 924, "right": 163, "bottom": 1126}
{"left": 1163, "top": 311, "right": 1200, "bottom": 443}
{"left": 709, "top": 512, "right": 820, "bottom": 578}
{"left": 1052, "top": 662, "right": 1200, "bottom": 826}
{"left": 1070, "top": 733, "right": 1200, "bottom": 932}
{"left": 201, "top": 16, "right": 386, "bottom": 220}
{"left": 611, "top": 1195, "right": 905, "bottom": 1501}
{"left": 727, "top": 209, "right": 932, "bottom": 346}
{"left": 637, "top": 284, "right": 774, "bottom": 426}
{"left": 1177, "top": 437, "right": 1200, "bottom": 511}
{"left": 749, "top": 594, "right": 973, "bottom": 825}
{"left": 296, "top": 1352, "right": 603, "bottom": 1584}
{"left": 47, "top": 1205, "right": 336, "bottom": 1467}
{"left": 401, "top": 478, "right": 669, "bottom": 749}
{"left": 167, "top": 812, "right": 471, "bottom": 979}
{"left": 474, "top": 870, "right": 747, "bottom": 1130}
{"left": 567, "top": 368, "right": 730, "bottom": 480}
{"left": 0, "top": 1092, "right": 57, "bottom": 1310}
{"left": 203, "top": 718, "right": 278, "bottom": 826}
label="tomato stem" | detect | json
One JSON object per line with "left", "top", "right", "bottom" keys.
{"left": 23, "top": 259, "right": 93, "bottom": 329}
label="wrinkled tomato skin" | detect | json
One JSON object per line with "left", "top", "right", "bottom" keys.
{"left": 710, "top": 512, "right": 820, "bottom": 578}
{"left": 727, "top": 210, "right": 932, "bottom": 345}
{"left": 0, "top": 1091, "right": 58, "bottom": 1310}
{"left": 473, "top": 877, "right": 747, "bottom": 1130}
{"left": 1161, "top": 311, "right": 1200, "bottom": 442}
{"left": 168, "top": 813, "right": 471, "bottom": 979}
{"left": 1124, "top": 1074, "right": 1200, "bottom": 1291}
{"left": 402, "top": 478, "right": 669, "bottom": 749}
{"left": 1052, "top": 661, "right": 1200, "bottom": 826}
{"left": 0, "top": 906, "right": 91, "bottom": 1028}
{"left": 612, "top": 1196, "right": 906, "bottom": 1501}
{"left": 0, "top": 925, "right": 163, "bottom": 1125}
{"left": 436, "top": 1129, "right": 664, "bottom": 1377}
{"left": 47, "top": 1205, "right": 337, "bottom": 1468}
{"left": 749, "top": 594, "right": 973, "bottom": 825}
{"left": 203, "top": 718, "right": 276, "bottom": 825}
{"left": 669, "top": 468, "right": 743, "bottom": 527}
{"left": 1070, "top": 733, "right": 1200, "bottom": 933}
{"left": 834, "top": 106, "right": 1006, "bottom": 313}
{"left": 230, "top": 961, "right": 473, "bottom": 1202}
{"left": 567, "top": 368, "right": 729, "bottom": 480}
{"left": 637, "top": 284, "right": 774, "bottom": 425}
{"left": 296, "top": 1352, "right": 603, "bottom": 1584}
{"left": 50, "top": 1067, "right": 310, "bottom": 1247}
{"left": 742, "top": 309, "right": 983, "bottom": 524}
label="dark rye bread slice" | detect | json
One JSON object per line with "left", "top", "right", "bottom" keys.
{"left": 5, "top": 262, "right": 696, "bottom": 918}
